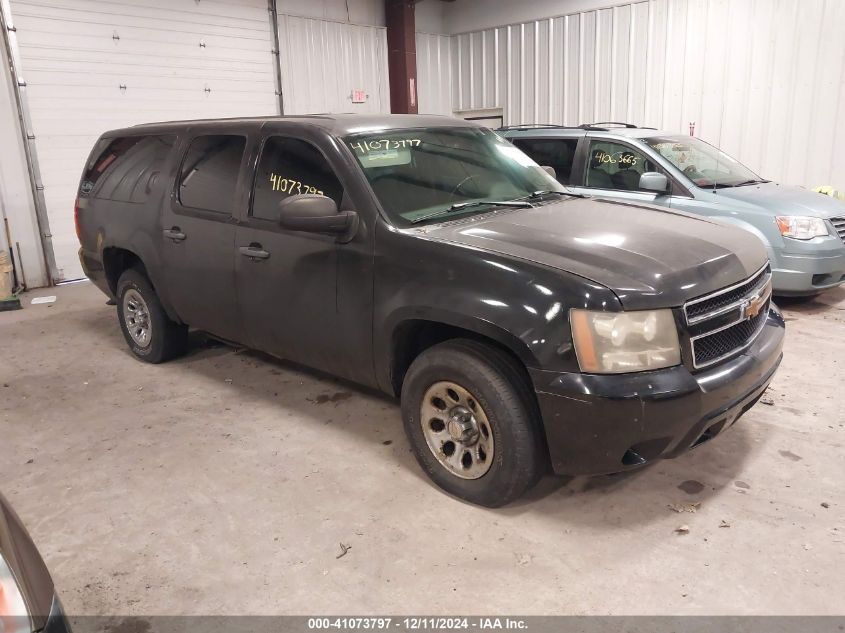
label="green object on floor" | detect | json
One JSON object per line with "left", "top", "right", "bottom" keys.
{"left": 0, "top": 295, "right": 22, "bottom": 312}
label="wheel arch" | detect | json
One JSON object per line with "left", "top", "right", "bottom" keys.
{"left": 386, "top": 311, "right": 539, "bottom": 398}
{"left": 101, "top": 246, "right": 180, "bottom": 322}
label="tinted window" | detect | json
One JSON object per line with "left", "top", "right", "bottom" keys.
{"left": 81, "top": 135, "right": 175, "bottom": 202}
{"left": 511, "top": 138, "right": 579, "bottom": 184}
{"left": 252, "top": 136, "right": 343, "bottom": 221}
{"left": 585, "top": 140, "right": 658, "bottom": 191}
{"left": 178, "top": 135, "right": 246, "bottom": 214}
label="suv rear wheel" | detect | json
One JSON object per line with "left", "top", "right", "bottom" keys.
{"left": 116, "top": 268, "right": 187, "bottom": 363}
{"left": 400, "top": 339, "right": 545, "bottom": 507}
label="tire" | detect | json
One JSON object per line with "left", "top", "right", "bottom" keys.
{"left": 116, "top": 267, "right": 188, "bottom": 363}
{"left": 400, "top": 339, "right": 545, "bottom": 507}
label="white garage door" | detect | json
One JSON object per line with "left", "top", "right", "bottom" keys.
{"left": 7, "top": 0, "right": 279, "bottom": 281}
{"left": 277, "top": 14, "right": 388, "bottom": 115}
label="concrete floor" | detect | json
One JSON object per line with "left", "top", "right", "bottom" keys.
{"left": 0, "top": 281, "right": 842, "bottom": 615}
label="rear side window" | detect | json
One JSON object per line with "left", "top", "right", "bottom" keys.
{"left": 178, "top": 135, "right": 246, "bottom": 214}
{"left": 511, "top": 137, "right": 579, "bottom": 184}
{"left": 251, "top": 136, "right": 343, "bottom": 221}
{"left": 81, "top": 135, "right": 176, "bottom": 202}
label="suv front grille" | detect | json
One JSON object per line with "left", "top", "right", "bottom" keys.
{"left": 684, "top": 265, "right": 769, "bottom": 323}
{"left": 831, "top": 216, "right": 845, "bottom": 242}
{"left": 684, "top": 264, "right": 772, "bottom": 369}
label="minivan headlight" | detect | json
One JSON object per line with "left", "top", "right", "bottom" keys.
{"left": 775, "top": 216, "right": 829, "bottom": 240}
{"left": 0, "top": 552, "right": 30, "bottom": 633}
{"left": 570, "top": 309, "right": 681, "bottom": 374}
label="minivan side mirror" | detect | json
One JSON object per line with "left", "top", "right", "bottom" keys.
{"left": 541, "top": 165, "right": 557, "bottom": 179}
{"left": 277, "top": 194, "right": 358, "bottom": 242}
{"left": 639, "top": 172, "right": 670, "bottom": 194}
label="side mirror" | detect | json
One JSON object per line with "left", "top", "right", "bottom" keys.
{"left": 639, "top": 172, "right": 670, "bottom": 194}
{"left": 541, "top": 165, "right": 557, "bottom": 179}
{"left": 277, "top": 194, "right": 358, "bottom": 242}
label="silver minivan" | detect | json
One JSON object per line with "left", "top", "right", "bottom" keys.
{"left": 502, "top": 123, "right": 845, "bottom": 296}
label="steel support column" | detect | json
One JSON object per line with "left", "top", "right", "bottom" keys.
{"left": 385, "top": 0, "right": 417, "bottom": 114}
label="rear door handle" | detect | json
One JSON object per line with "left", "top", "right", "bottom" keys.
{"left": 239, "top": 244, "right": 270, "bottom": 260}
{"left": 163, "top": 227, "right": 186, "bottom": 242}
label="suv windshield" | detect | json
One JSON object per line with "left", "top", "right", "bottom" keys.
{"left": 344, "top": 127, "right": 565, "bottom": 225}
{"left": 644, "top": 135, "right": 764, "bottom": 188}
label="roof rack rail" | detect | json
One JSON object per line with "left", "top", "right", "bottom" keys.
{"left": 496, "top": 124, "right": 574, "bottom": 131}
{"left": 581, "top": 121, "right": 638, "bottom": 129}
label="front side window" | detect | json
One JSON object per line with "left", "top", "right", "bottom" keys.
{"left": 644, "top": 135, "right": 761, "bottom": 188}
{"left": 252, "top": 136, "right": 343, "bottom": 221}
{"left": 344, "top": 127, "right": 564, "bottom": 226}
{"left": 585, "top": 140, "right": 657, "bottom": 191}
{"left": 510, "top": 137, "right": 580, "bottom": 184}
{"left": 82, "top": 135, "right": 176, "bottom": 202}
{"left": 178, "top": 135, "right": 246, "bottom": 214}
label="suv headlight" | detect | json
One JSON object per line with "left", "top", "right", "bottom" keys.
{"left": 775, "top": 216, "right": 829, "bottom": 240}
{"left": 570, "top": 308, "right": 681, "bottom": 374}
{"left": 0, "top": 552, "right": 30, "bottom": 633}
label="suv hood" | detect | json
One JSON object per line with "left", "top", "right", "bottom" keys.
{"left": 420, "top": 196, "right": 768, "bottom": 310}
{"left": 713, "top": 182, "right": 845, "bottom": 219}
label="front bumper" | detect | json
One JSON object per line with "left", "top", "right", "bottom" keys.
{"left": 530, "top": 308, "right": 785, "bottom": 476}
{"left": 770, "top": 238, "right": 845, "bottom": 295}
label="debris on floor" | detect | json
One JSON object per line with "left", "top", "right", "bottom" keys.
{"left": 336, "top": 542, "right": 351, "bottom": 559}
{"left": 30, "top": 295, "right": 57, "bottom": 305}
{"left": 668, "top": 502, "right": 701, "bottom": 513}
{"left": 719, "top": 520, "right": 731, "bottom": 528}
{"left": 760, "top": 395, "right": 775, "bottom": 406}
{"left": 675, "top": 525, "right": 690, "bottom": 535}
{"left": 821, "top": 502, "right": 830, "bottom": 509}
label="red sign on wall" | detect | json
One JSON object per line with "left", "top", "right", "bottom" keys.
{"left": 352, "top": 89, "right": 367, "bottom": 104}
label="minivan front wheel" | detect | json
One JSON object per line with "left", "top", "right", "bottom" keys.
{"left": 401, "top": 339, "right": 545, "bottom": 507}
{"left": 116, "top": 268, "right": 187, "bottom": 363}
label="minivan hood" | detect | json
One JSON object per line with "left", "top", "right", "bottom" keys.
{"left": 712, "top": 182, "right": 845, "bottom": 218}
{"left": 420, "top": 196, "right": 768, "bottom": 309}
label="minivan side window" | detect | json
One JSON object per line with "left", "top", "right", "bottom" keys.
{"left": 586, "top": 140, "right": 658, "bottom": 191}
{"left": 510, "top": 138, "right": 580, "bottom": 184}
{"left": 252, "top": 136, "right": 343, "bottom": 221}
{"left": 178, "top": 135, "right": 246, "bottom": 214}
{"left": 81, "top": 135, "right": 176, "bottom": 202}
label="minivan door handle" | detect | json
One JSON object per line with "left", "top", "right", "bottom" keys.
{"left": 163, "top": 227, "right": 186, "bottom": 242}
{"left": 239, "top": 244, "right": 270, "bottom": 260}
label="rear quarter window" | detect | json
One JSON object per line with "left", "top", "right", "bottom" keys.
{"left": 81, "top": 135, "right": 176, "bottom": 203}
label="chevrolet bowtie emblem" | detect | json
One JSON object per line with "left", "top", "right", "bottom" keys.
{"left": 745, "top": 293, "right": 765, "bottom": 319}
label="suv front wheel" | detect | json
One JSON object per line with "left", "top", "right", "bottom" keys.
{"left": 116, "top": 268, "right": 188, "bottom": 363}
{"left": 400, "top": 339, "right": 545, "bottom": 507}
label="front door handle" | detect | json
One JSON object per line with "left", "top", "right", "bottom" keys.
{"left": 163, "top": 227, "right": 186, "bottom": 242}
{"left": 239, "top": 244, "right": 270, "bottom": 260}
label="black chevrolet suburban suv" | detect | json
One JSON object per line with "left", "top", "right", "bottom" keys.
{"left": 77, "top": 114, "right": 785, "bottom": 506}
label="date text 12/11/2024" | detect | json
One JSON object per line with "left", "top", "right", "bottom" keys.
{"left": 307, "top": 618, "right": 528, "bottom": 630}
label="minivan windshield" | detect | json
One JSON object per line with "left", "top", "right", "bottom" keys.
{"left": 344, "top": 126, "right": 565, "bottom": 225}
{"left": 644, "top": 135, "right": 765, "bottom": 188}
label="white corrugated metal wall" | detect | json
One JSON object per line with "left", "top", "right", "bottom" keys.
{"left": 277, "top": 13, "right": 389, "bottom": 114}
{"left": 5, "top": 0, "right": 280, "bottom": 281}
{"left": 449, "top": 0, "right": 845, "bottom": 190}
{"left": 415, "top": 31, "right": 452, "bottom": 115}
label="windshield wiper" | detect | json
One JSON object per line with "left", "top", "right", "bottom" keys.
{"left": 732, "top": 179, "right": 770, "bottom": 187}
{"left": 521, "top": 189, "right": 588, "bottom": 200}
{"left": 410, "top": 200, "right": 532, "bottom": 225}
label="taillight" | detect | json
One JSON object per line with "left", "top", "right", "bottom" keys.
{"left": 74, "top": 195, "right": 82, "bottom": 243}
{"left": 0, "top": 553, "right": 29, "bottom": 633}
